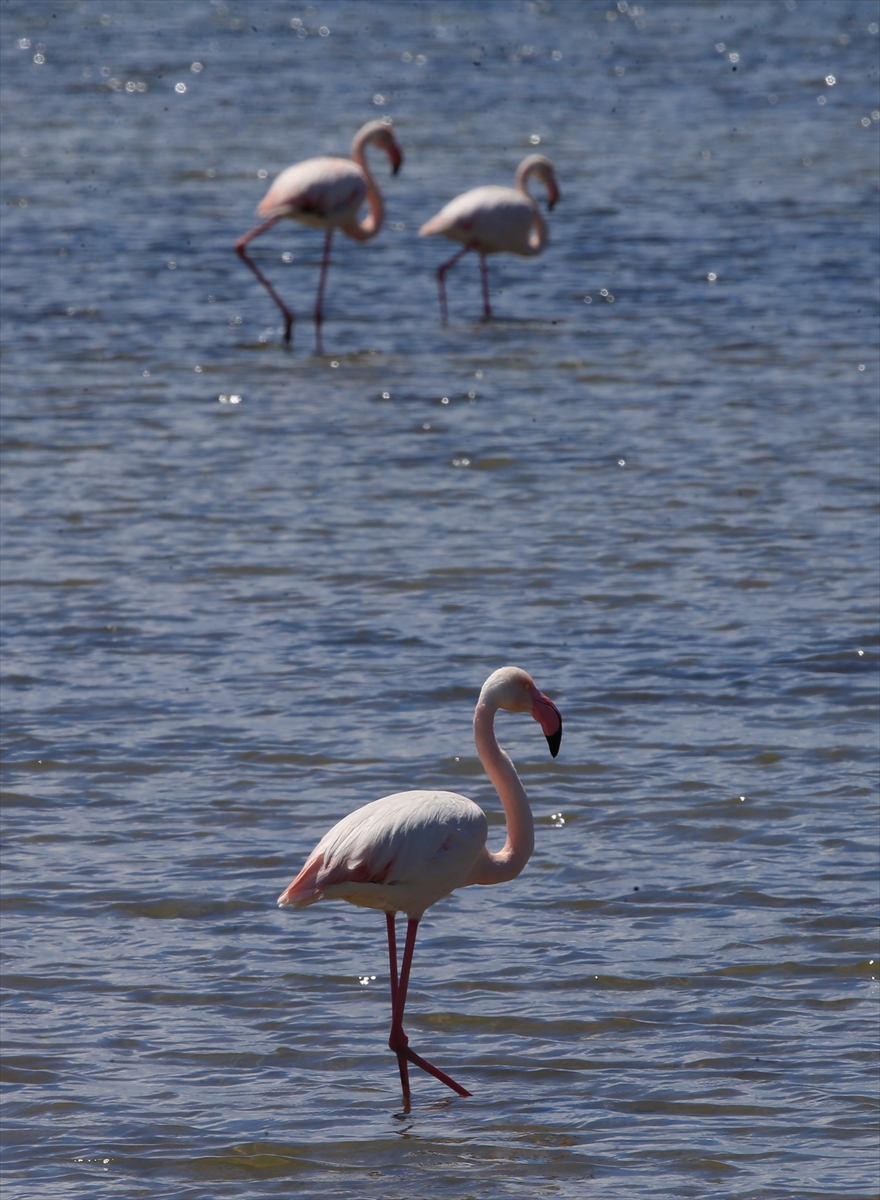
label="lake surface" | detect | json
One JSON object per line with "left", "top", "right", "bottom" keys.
{"left": 1, "top": 1, "right": 878, "bottom": 1197}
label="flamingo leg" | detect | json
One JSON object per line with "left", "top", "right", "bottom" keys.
{"left": 385, "top": 911, "right": 410, "bottom": 1099}
{"left": 387, "top": 916, "right": 473, "bottom": 1101}
{"left": 436, "top": 246, "right": 471, "bottom": 325}
{"left": 386, "top": 910, "right": 399, "bottom": 1008}
{"left": 234, "top": 217, "right": 295, "bottom": 345}
{"left": 313, "top": 227, "right": 333, "bottom": 354}
{"left": 479, "top": 253, "right": 492, "bottom": 319}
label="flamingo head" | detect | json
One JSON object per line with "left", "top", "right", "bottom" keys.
{"left": 516, "top": 154, "right": 560, "bottom": 211}
{"left": 355, "top": 119, "right": 404, "bottom": 175}
{"left": 481, "top": 666, "right": 563, "bottom": 758}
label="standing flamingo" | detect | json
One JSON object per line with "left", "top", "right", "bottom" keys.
{"left": 277, "top": 666, "right": 562, "bottom": 1105}
{"left": 419, "top": 154, "right": 560, "bottom": 323}
{"left": 235, "top": 120, "right": 403, "bottom": 349}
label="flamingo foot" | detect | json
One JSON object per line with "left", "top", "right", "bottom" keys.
{"left": 403, "top": 1044, "right": 472, "bottom": 1098}
{"left": 389, "top": 1028, "right": 472, "bottom": 1098}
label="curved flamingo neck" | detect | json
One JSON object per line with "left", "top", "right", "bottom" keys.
{"left": 515, "top": 161, "right": 549, "bottom": 255}
{"left": 471, "top": 696, "right": 535, "bottom": 884}
{"left": 344, "top": 132, "right": 384, "bottom": 241}
{"left": 525, "top": 207, "right": 547, "bottom": 255}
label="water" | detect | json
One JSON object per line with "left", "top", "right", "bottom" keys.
{"left": 1, "top": 1, "right": 878, "bottom": 1197}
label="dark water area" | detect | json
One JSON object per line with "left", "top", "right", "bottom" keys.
{"left": 1, "top": 1, "right": 878, "bottom": 1197}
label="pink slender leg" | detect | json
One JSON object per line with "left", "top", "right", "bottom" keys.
{"left": 386, "top": 911, "right": 399, "bottom": 1009}
{"left": 385, "top": 912, "right": 410, "bottom": 1099}
{"left": 234, "top": 217, "right": 295, "bottom": 345}
{"left": 479, "top": 253, "right": 492, "bottom": 319}
{"left": 436, "top": 245, "right": 471, "bottom": 325}
{"left": 387, "top": 917, "right": 473, "bottom": 1100}
{"left": 313, "top": 228, "right": 333, "bottom": 354}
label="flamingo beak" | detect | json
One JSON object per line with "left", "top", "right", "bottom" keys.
{"left": 547, "top": 182, "right": 560, "bottom": 212}
{"left": 531, "top": 689, "right": 562, "bottom": 758}
{"left": 391, "top": 147, "right": 403, "bottom": 176}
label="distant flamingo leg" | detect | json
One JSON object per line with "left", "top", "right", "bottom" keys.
{"left": 479, "top": 253, "right": 492, "bottom": 319}
{"left": 387, "top": 916, "right": 473, "bottom": 1100}
{"left": 314, "top": 228, "right": 333, "bottom": 326}
{"left": 436, "top": 246, "right": 471, "bottom": 325}
{"left": 234, "top": 216, "right": 295, "bottom": 345}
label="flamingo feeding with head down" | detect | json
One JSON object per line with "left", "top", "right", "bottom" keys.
{"left": 419, "top": 154, "right": 560, "bottom": 323}
{"left": 277, "top": 666, "right": 562, "bottom": 1105}
{"left": 235, "top": 120, "right": 403, "bottom": 349}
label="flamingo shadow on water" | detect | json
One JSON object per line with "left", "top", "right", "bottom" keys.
{"left": 235, "top": 120, "right": 403, "bottom": 355}
{"left": 419, "top": 154, "right": 560, "bottom": 324}
{"left": 277, "top": 666, "right": 563, "bottom": 1108}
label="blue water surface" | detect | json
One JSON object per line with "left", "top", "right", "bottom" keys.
{"left": 1, "top": 2, "right": 878, "bottom": 1198}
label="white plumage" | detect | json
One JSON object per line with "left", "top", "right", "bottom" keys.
{"left": 281, "top": 790, "right": 488, "bottom": 917}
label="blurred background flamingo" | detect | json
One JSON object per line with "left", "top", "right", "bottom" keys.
{"left": 419, "top": 154, "right": 560, "bottom": 322}
{"left": 235, "top": 119, "right": 403, "bottom": 351}
{"left": 277, "top": 666, "right": 562, "bottom": 1106}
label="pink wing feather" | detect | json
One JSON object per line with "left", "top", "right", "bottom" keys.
{"left": 257, "top": 156, "right": 367, "bottom": 224}
{"left": 277, "top": 790, "right": 487, "bottom": 909}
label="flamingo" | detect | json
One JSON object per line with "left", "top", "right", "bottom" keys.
{"left": 235, "top": 120, "right": 403, "bottom": 349}
{"left": 419, "top": 154, "right": 560, "bottom": 323}
{"left": 277, "top": 666, "right": 562, "bottom": 1105}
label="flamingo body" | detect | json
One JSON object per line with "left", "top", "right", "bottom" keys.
{"left": 235, "top": 120, "right": 403, "bottom": 347}
{"left": 419, "top": 154, "right": 560, "bottom": 321}
{"left": 419, "top": 185, "right": 544, "bottom": 257}
{"left": 277, "top": 666, "right": 563, "bottom": 1105}
{"left": 278, "top": 790, "right": 487, "bottom": 917}
{"left": 257, "top": 157, "right": 368, "bottom": 232}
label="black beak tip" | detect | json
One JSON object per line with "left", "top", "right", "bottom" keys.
{"left": 546, "top": 722, "right": 562, "bottom": 759}
{"left": 392, "top": 159, "right": 402, "bottom": 176}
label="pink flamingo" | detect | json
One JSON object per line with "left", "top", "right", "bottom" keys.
{"left": 278, "top": 666, "right": 562, "bottom": 1105}
{"left": 419, "top": 154, "right": 560, "bottom": 323}
{"left": 235, "top": 120, "right": 403, "bottom": 349}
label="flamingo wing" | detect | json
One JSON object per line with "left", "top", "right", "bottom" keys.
{"left": 278, "top": 790, "right": 488, "bottom": 915}
{"left": 419, "top": 186, "right": 536, "bottom": 255}
{"left": 257, "top": 156, "right": 367, "bottom": 225}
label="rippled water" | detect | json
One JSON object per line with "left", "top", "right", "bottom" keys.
{"left": 2, "top": 2, "right": 878, "bottom": 1197}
